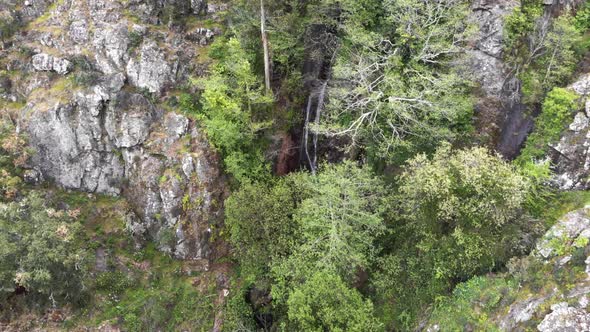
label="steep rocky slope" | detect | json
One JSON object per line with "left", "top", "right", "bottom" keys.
{"left": 425, "top": 201, "right": 590, "bottom": 331}
{"left": 0, "top": 0, "right": 227, "bottom": 260}
{"left": 551, "top": 73, "right": 590, "bottom": 189}
{"left": 1, "top": 0, "right": 590, "bottom": 330}
{"left": 469, "top": 0, "right": 583, "bottom": 158}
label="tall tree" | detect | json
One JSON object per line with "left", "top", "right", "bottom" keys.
{"left": 373, "top": 143, "right": 537, "bottom": 328}
{"left": 260, "top": 0, "right": 272, "bottom": 93}
{"left": 321, "top": 0, "right": 474, "bottom": 162}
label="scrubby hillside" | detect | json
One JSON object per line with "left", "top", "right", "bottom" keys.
{"left": 1, "top": 0, "right": 590, "bottom": 331}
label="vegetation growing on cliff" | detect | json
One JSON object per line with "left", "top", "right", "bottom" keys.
{"left": 2, "top": 0, "right": 590, "bottom": 331}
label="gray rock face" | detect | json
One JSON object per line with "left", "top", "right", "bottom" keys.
{"left": 126, "top": 40, "right": 174, "bottom": 94}
{"left": 537, "top": 302, "right": 590, "bottom": 332}
{"left": 468, "top": 0, "right": 581, "bottom": 159}
{"left": 551, "top": 74, "right": 590, "bottom": 189}
{"left": 2, "top": 0, "right": 227, "bottom": 259}
{"left": 191, "top": 0, "right": 207, "bottom": 15}
{"left": 105, "top": 93, "right": 156, "bottom": 148}
{"left": 32, "top": 53, "right": 72, "bottom": 75}
{"left": 68, "top": 19, "right": 89, "bottom": 44}
{"left": 23, "top": 74, "right": 126, "bottom": 195}
{"left": 469, "top": 0, "right": 518, "bottom": 97}
{"left": 536, "top": 207, "right": 590, "bottom": 259}
{"left": 500, "top": 296, "right": 551, "bottom": 330}
{"left": 21, "top": 0, "right": 53, "bottom": 19}
{"left": 467, "top": 0, "right": 535, "bottom": 159}
{"left": 20, "top": 75, "right": 225, "bottom": 258}
{"left": 92, "top": 23, "right": 130, "bottom": 75}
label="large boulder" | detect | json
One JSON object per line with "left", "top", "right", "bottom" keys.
{"left": 536, "top": 207, "right": 590, "bottom": 259}
{"left": 31, "top": 53, "right": 72, "bottom": 75}
{"left": 126, "top": 40, "right": 175, "bottom": 94}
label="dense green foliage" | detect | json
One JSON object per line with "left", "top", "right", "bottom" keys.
{"left": 517, "top": 87, "right": 579, "bottom": 163}
{"left": 271, "top": 162, "right": 387, "bottom": 299}
{"left": 3, "top": 0, "right": 590, "bottom": 330}
{"left": 396, "top": 144, "right": 532, "bottom": 279}
{"left": 211, "top": 1, "right": 590, "bottom": 330}
{"left": 225, "top": 162, "right": 387, "bottom": 328}
{"left": 225, "top": 176, "right": 305, "bottom": 279}
{"left": 505, "top": 1, "right": 586, "bottom": 104}
{"left": 575, "top": 2, "right": 590, "bottom": 31}
{"left": 224, "top": 145, "right": 536, "bottom": 330}
{"left": 324, "top": 0, "right": 474, "bottom": 162}
{"left": 0, "top": 193, "right": 89, "bottom": 305}
{"left": 372, "top": 144, "right": 537, "bottom": 328}
{"left": 425, "top": 192, "right": 590, "bottom": 329}
{"left": 428, "top": 276, "right": 518, "bottom": 330}
{"left": 185, "top": 37, "right": 272, "bottom": 184}
{"left": 286, "top": 271, "right": 382, "bottom": 331}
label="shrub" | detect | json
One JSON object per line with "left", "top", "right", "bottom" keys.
{"left": 285, "top": 271, "right": 383, "bottom": 332}
{"left": 188, "top": 37, "right": 273, "bottom": 185}
{"left": 426, "top": 276, "right": 518, "bottom": 330}
{"left": 96, "top": 271, "right": 135, "bottom": 295}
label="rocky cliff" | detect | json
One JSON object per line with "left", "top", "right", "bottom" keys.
{"left": 551, "top": 73, "right": 590, "bottom": 189}
{"left": 469, "top": 0, "right": 583, "bottom": 158}
{"left": 425, "top": 205, "right": 590, "bottom": 331}
{"left": 0, "top": 0, "right": 226, "bottom": 259}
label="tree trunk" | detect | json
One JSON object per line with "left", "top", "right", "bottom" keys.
{"left": 260, "top": 0, "right": 271, "bottom": 93}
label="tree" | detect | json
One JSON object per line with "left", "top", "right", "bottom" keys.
{"left": 286, "top": 270, "right": 383, "bottom": 332}
{"left": 189, "top": 37, "right": 273, "bottom": 184}
{"left": 224, "top": 176, "right": 307, "bottom": 279}
{"left": 505, "top": 4, "right": 584, "bottom": 104}
{"left": 373, "top": 143, "right": 536, "bottom": 328}
{"left": 271, "top": 162, "right": 387, "bottom": 302}
{"left": 321, "top": 0, "right": 474, "bottom": 162}
{"left": 516, "top": 87, "right": 579, "bottom": 164}
{"left": 260, "top": 0, "right": 271, "bottom": 93}
{"left": 397, "top": 143, "right": 533, "bottom": 279}
{"left": 293, "top": 161, "right": 386, "bottom": 276}
{"left": 0, "top": 193, "right": 89, "bottom": 305}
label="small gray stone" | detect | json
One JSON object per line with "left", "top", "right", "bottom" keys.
{"left": 23, "top": 169, "right": 43, "bottom": 185}
{"left": 31, "top": 53, "right": 54, "bottom": 72}
{"left": 52, "top": 57, "right": 72, "bottom": 75}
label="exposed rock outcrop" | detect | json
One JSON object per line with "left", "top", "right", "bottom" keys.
{"left": 538, "top": 302, "right": 590, "bottom": 332}
{"left": 425, "top": 206, "right": 590, "bottom": 331}
{"left": 31, "top": 53, "right": 72, "bottom": 75}
{"left": 536, "top": 207, "right": 590, "bottom": 260}
{"left": 1, "top": 0, "right": 225, "bottom": 259}
{"left": 468, "top": 0, "right": 582, "bottom": 159}
{"left": 468, "top": 0, "right": 527, "bottom": 157}
{"left": 550, "top": 74, "right": 590, "bottom": 189}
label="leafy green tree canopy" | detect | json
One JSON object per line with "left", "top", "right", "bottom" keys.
{"left": 0, "top": 193, "right": 89, "bottom": 305}
{"left": 397, "top": 143, "right": 532, "bottom": 279}
{"left": 286, "top": 270, "right": 383, "bottom": 332}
